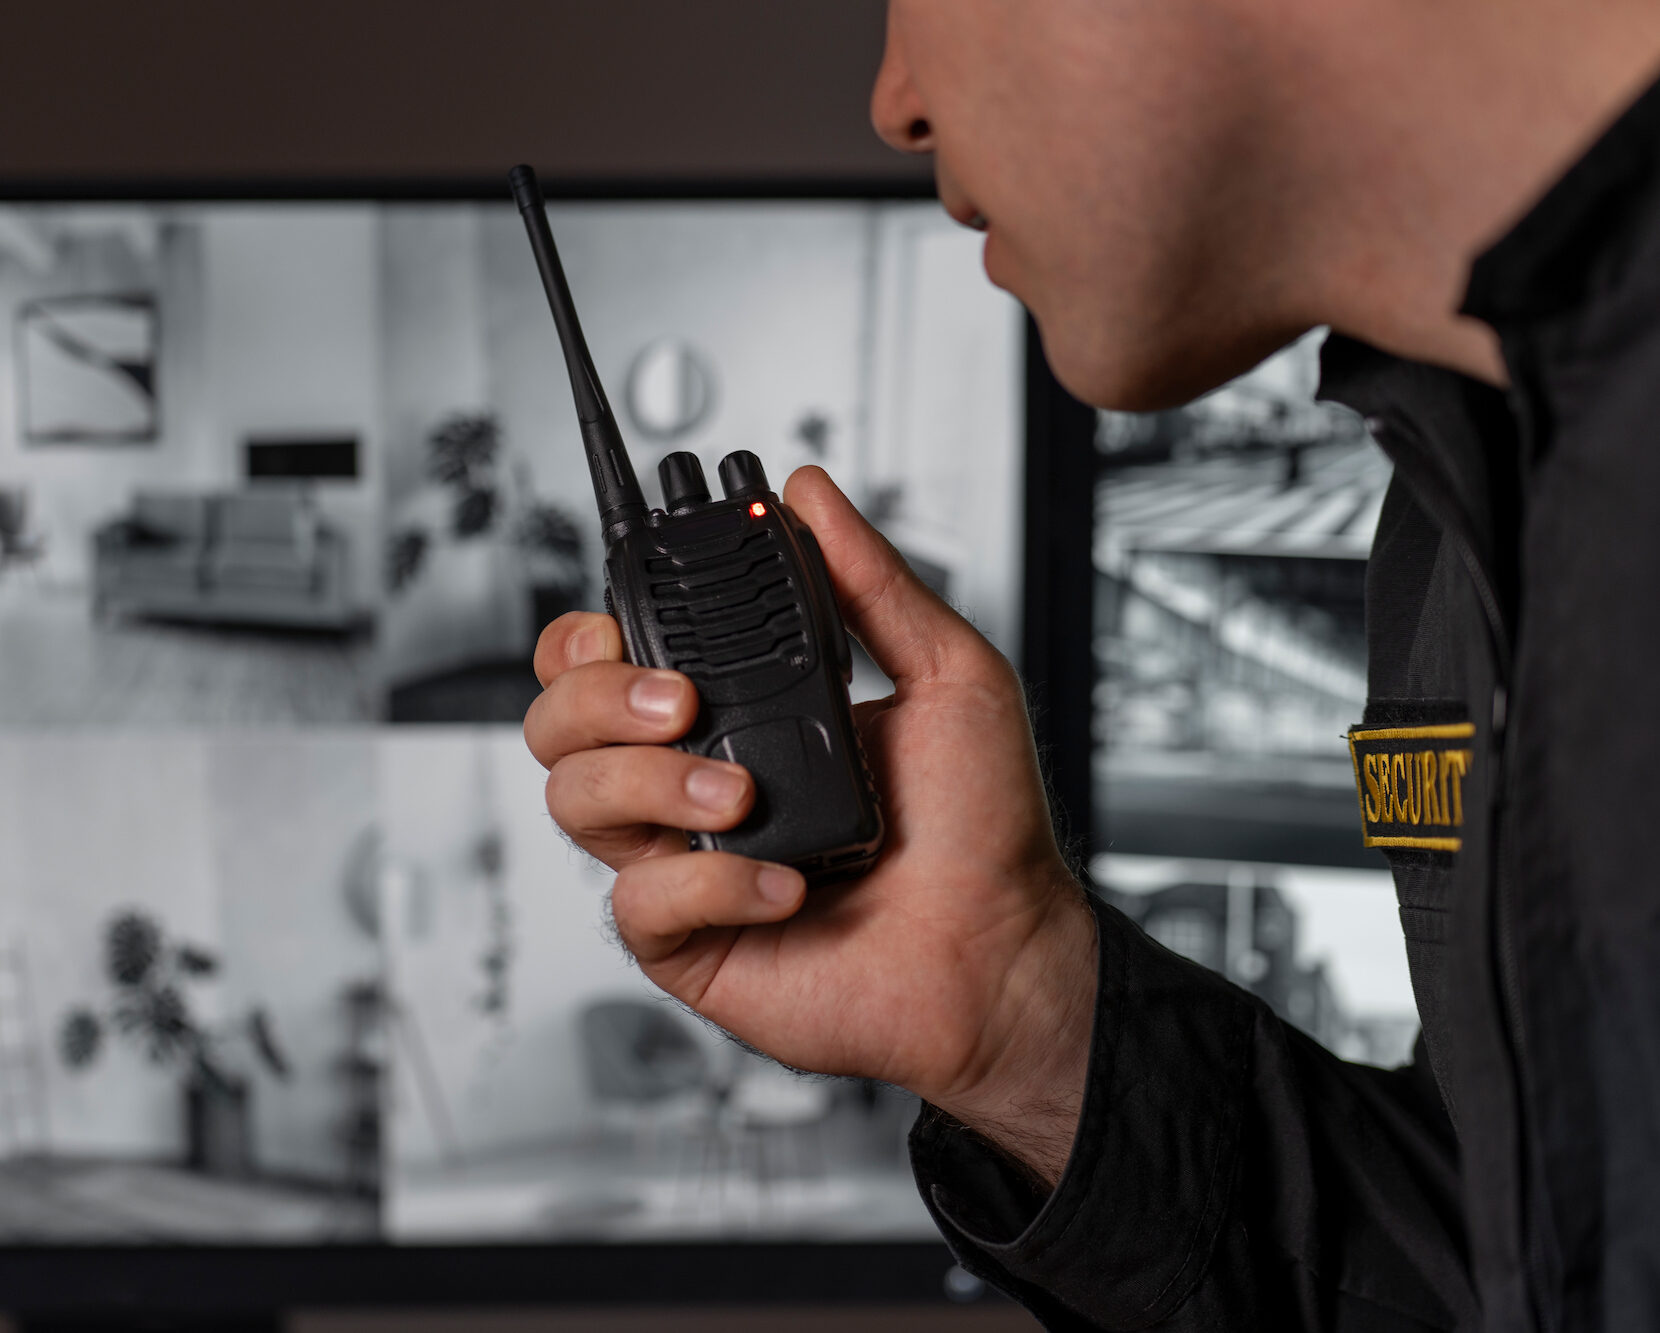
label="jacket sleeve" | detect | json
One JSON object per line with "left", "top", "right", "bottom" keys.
{"left": 909, "top": 891, "right": 1478, "bottom": 1331}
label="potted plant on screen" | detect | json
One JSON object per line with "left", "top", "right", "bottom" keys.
{"left": 511, "top": 492, "right": 586, "bottom": 637}
{"left": 385, "top": 413, "right": 586, "bottom": 647}
{"left": 58, "top": 910, "right": 291, "bottom": 1178}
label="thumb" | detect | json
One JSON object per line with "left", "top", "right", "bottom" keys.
{"left": 783, "top": 465, "right": 985, "bottom": 685}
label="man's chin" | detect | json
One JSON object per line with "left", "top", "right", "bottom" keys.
{"left": 1037, "top": 312, "right": 1311, "bottom": 414}
{"left": 1039, "top": 325, "right": 1193, "bottom": 414}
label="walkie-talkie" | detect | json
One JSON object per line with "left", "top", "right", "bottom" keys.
{"left": 509, "top": 166, "right": 884, "bottom": 885}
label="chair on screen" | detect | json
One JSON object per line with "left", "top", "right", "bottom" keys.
{"left": 578, "top": 998, "right": 710, "bottom": 1171}
{"left": 725, "top": 1056, "right": 833, "bottom": 1189}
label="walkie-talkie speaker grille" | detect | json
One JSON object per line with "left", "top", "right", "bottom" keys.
{"left": 647, "top": 531, "right": 808, "bottom": 682}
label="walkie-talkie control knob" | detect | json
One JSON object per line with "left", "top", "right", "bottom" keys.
{"left": 718, "top": 450, "right": 770, "bottom": 499}
{"left": 658, "top": 451, "right": 710, "bottom": 515}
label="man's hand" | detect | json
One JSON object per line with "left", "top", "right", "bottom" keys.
{"left": 524, "top": 465, "right": 1097, "bottom": 1184}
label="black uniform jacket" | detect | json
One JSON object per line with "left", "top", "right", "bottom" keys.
{"left": 909, "top": 75, "right": 1660, "bottom": 1333}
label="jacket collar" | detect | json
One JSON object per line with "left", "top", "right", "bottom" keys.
{"left": 1463, "top": 70, "right": 1660, "bottom": 325}
{"left": 1316, "top": 332, "right": 1514, "bottom": 615}
{"left": 1318, "top": 66, "right": 1660, "bottom": 413}
{"left": 1311, "top": 72, "right": 1660, "bottom": 669}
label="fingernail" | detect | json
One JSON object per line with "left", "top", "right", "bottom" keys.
{"left": 686, "top": 764, "right": 746, "bottom": 812}
{"left": 628, "top": 672, "right": 684, "bottom": 721}
{"left": 567, "top": 626, "right": 604, "bottom": 666}
{"left": 757, "top": 863, "right": 804, "bottom": 904}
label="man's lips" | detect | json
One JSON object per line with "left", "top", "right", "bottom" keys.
{"left": 936, "top": 159, "right": 988, "bottom": 231}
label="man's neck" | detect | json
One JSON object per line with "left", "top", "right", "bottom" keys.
{"left": 1266, "top": 0, "right": 1660, "bottom": 385}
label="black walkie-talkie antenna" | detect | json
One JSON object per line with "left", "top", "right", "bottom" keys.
{"left": 509, "top": 164, "right": 647, "bottom": 539}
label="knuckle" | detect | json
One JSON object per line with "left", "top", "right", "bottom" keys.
{"left": 534, "top": 612, "right": 582, "bottom": 679}
{"left": 544, "top": 752, "right": 608, "bottom": 818}
{"left": 668, "top": 852, "right": 727, "bottom": 905}
{"left": 533, "top": 624, "right": 559, "bottom": 675}
{"left": 543, "top": 754, "right": 585, "bottom": 817}
{"left": 611, "top": 823, "right": 665, "bottom": 866}
{"left": 529, "top": 663, "right": 603, "bottom": 758}
{"left": 843, "top": 552, "right": 902, "bottom": 627}
{"left": 578, "top": 754, "right": 618, "bottom": 809}
{"left": 542, "top": 760, "right": 573, "bottom": 821}
{"left": 609, "top": 866, "right": 652, "bottom": 935}
{"left": 540, "top": 666, "right": 592, "bottom": 737}
{"left": 523, "top": 692, "right": 556, "bottom": 765}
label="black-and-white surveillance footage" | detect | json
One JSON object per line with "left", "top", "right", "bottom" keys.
{"left": 0, "top": 197, "right": 1021, "bottom": 1244}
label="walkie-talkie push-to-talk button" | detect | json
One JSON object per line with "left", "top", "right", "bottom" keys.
{"left": 509, "top": 165, "right": 884, "bottom": 884}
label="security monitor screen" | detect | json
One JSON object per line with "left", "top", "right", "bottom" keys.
{"left": 1092, "top": 333, "right": 1420, "bottom": 1070}
{"left": 0, "top": 199, "right": 1023, "bottom": 1244}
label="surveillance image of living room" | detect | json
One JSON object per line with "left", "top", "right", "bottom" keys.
{"left": 0, "top": 206, "right": 386, "bottom": 727}
{"left": 0, "top": 198, "right": 1022, "bottom": 731}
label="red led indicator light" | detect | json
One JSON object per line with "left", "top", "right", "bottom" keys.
{"left": 749, "top": 501, "right": 768, "bottom": 518}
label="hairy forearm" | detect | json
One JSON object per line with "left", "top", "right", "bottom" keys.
{"left": 935, "top": 885, "right": 1099, "bottom": 1188}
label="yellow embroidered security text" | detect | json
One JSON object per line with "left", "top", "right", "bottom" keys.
{"left": 1347, "top": 721, "right": 1476, "bottom": 853}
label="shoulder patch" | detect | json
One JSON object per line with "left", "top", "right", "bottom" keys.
{"left": 1347, "top": 720, "right": 1476, "bottom": 852}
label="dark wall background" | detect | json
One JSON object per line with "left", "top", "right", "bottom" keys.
{"left": 0, "top": 0, "right": 926, "bottom": 185}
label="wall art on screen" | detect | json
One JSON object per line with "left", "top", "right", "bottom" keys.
{"left": 18, "top": 294, "right": 159, "bottom": 443}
